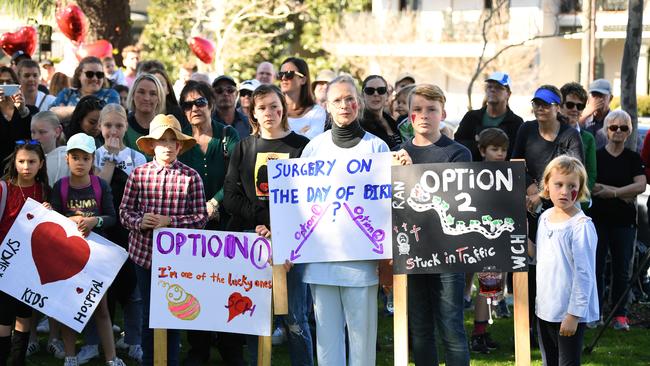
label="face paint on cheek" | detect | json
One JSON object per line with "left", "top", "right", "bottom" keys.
{"left": 571, "top": 189, "right": 578, "bottom": 201}
{"left": 411, "top": 114, "right": 416, "bottom": 122}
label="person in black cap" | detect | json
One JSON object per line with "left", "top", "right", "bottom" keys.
{"left": 211, "top": 75, "right": 250, "bottom": 138}
{"left": 455, "top": 71, "right": 523, "bottom": 161}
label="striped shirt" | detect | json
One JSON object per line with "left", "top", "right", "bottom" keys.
{"left": 119, "top": 159, "right": 208, "bottom": 268}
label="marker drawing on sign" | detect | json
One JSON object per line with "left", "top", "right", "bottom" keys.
{"left": 290, "top": 203, "right": 331, "bottom": 261}
{"left": 406, "top": 183, "right": 514, "bottom": 239}
{"left": 343, "top": 202, "right": 385, "bottom": 254}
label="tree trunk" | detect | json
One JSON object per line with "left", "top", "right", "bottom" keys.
{"left": 77, "top": 0, "right": 132, "bottom": 65}
{"left": 621, "top": 0, "right": 643, "bottom": 151}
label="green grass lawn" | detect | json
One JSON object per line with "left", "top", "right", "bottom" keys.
{"left": 26, "top": 305, "right": 650, "bottom": 365}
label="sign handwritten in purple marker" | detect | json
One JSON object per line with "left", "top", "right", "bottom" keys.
{"left": 268, "top": 153, "right": 393, "bottom": 264}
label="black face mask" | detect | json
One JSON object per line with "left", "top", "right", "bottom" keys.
{"left": 331, "top": 119, "right": 365, "bottom": 148}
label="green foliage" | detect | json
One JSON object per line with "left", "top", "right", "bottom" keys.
{"left": 0, "top": 0, "right": 56, "bottom": 19}
{"left": 139, "top": 0, "right": 194, "bottom": 79}
{"left": 610, "top": 95, "right": 650, "bottom": 116}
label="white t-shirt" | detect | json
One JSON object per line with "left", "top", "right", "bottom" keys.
{"left": 46, "top": 146, "right": 69, "bottom": 188}
{"left": 301, "top": 130, "right": 389, "bottom": 287}
{"left": 94, "top": 146, "right": 147, "bottom": 176}
{"left": 288, "top": 104, "right": 327, "bottom": 140}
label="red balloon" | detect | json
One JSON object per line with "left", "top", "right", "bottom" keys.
{"left": 56, "top": 4, "right": 87, "bottom": 44}
{"left": 75, "top": 40, "right": 113, "bottom": 60}
{"left": 188, "top": 36, "right": 215, "bottom": 64}
{"left": 0, "top": 26, "right": 37, "bottom": 57}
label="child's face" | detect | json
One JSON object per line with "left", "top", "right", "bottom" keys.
{"left": 480, "top": 144, "right": 507, "bottom": 162}
{"left": 31, "top": 120, "right": 61, "bottom": 148}
{"left": 15, "top": 149, "right": 43, "bottom": 183}
{"left": 66, "top": 150, "right": 94, "bottom": 177}
{"left": 151, "top": 130, "right": 181, "bottom": 164}
{"left": 547, "top": 170, "right": 581, "bottom": 211}
{"left": 410, "top": 95, "right": 445, "bottom": 136}
{"left": 81, "top": 110, "right": 101, "bottom": 137}
{"left": 119, "top": 91, "right": 128, "bottom": 109}
{"left": 103, "top": 60, "right": 116, "bottom": 74}
{"left": 100, "top": 112, "right": 127, "bottom": 141}
{"left": 395, "top": 94, "right": 408, "bottom": 116}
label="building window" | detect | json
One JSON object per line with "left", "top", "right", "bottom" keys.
{"left": 400, "top": 0, "right": 420, "bottom": 11}
{"left": 560, "top": 0, "right": 582, "bottom": 13}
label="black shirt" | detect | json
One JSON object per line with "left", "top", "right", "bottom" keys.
{"left": 360, "top": 111, "right": 402, "bottom": 151}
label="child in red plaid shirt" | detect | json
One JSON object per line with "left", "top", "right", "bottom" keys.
{"left": 119, "top": 114, "right": 207, "bottom": 366}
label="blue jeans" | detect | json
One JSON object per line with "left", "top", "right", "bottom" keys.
{"left": 84, "top": 284, "right": 143, "bottom": 346}
{"left": 135, "top": 265, "right": 180, "bottom": 366}
{"left": 247, "top": 264, "right": 313, "bottom": 366}
{"left": 595, "top": 224, "right": 636, "bottom": 317}
{"left": 408, "top": 273, "right": 469, "bottom": 366}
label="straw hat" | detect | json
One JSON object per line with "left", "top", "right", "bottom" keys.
{"left": 136, "top": 114, "right": 196, "bottom": 156}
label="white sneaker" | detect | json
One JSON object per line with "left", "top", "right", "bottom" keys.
{"left": 128, "top": 344, "right": 143, "bottom": 363}
{"left": 26, "top": 340, "right": 39, "bottom": 356}
{"left": 105, "top": 357, "right": 126, "bottom": 366}
{"left": 64, "top": 356, "right": 78, "bottom": 366}
{"left": 271, "top": 326, "right": 286, "bottom": 345}
{"left": 115, "top": 336, "right": 129, "bottom": 351}
{"left": 37, "top": 317, "right": 50, "bottom": 333}
{"left": 48, "top": 339, "right": 66, "bottom": 359}
{"left": 76, "top": 345, "right": 99, "bottom": 364}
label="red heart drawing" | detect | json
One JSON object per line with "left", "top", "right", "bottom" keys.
{"left": 26, "top": 213, "right": 33, "bottom": 220}
{"left": 226, "top": 292, "right": 254, "bottom": 322}
{"left": 31, "top": 222, "right": 90, "bottom": 285}
{"left": 0, "top": 26, "right": 37, "bottom": 57}
{"left": 76, "top": 287, "right": 83, "bottom": 294}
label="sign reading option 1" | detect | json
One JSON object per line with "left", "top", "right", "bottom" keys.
{"left": 391, "top": 162, "right": 528, "bottom": 274}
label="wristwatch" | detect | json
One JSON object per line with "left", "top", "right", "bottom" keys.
{"left": 96, "top": 216, "right": 104, "bottom": 228}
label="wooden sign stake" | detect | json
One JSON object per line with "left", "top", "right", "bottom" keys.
{"left": 272, "top": 265, "right": 288, "bottom": 315}
{"left": 393, "top": 274, "right": 408, "bottom": 366}
{"left": 513, "top": 272, "right": 531, "bottom": 366}
{"left": 153, "top": 329, "right": 167, "bottom": 366}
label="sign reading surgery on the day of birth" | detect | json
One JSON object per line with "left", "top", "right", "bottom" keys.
{"left": 392, "top": 162, "right": 527, "bottom": 274}
{"left": 150, "top": 228, "right": 273, "bottom": 336}
{"left": 268, "top": 153, "right": 392, "bottom": 263}
{"left": 0, "top": 198, "right": 127, "bottom": 332}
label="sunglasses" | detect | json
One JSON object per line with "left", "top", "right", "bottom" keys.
{"left": 181, "top": 97, "right": 208, "bottom": 111}
{"left": 240, "top": 90, "right": 253, "bottom": 98}
{"left": 214, "top": 87, "right": 237, "bottom": 95}
{"left": 363, "top": 87, "right": 388, "bottom": 96}
{"left": 16, "top": 139, "right": 40, "bottom": 146}
{"left": 608, "top": 125, "right": 630, "bottom": 132}
{"left": 531, "top": 100, "right": 556, "bottom": 110}
{"left": 277, "top": 70, "right": 305, "bottom": 80}
{"left": 83, "top": 71, "right": 105, "bottom": 79}
{"left": 564, "top": 101, "right": 586, "bottom": 111}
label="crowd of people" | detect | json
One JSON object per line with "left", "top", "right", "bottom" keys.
{"left": 0, "top": 45, "right": 645, "bottom": 366}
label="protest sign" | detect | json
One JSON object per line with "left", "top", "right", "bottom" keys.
{"left": 391, "top": 162, "right": 527, "bottom": 274}
{"left": 150, "top": 228, "right": 273, "bottom": 336}
{"left": 268, "top": 153, "right": 392, "bottom": 264}
{"left": 0, "top": 198, "right": 127, "bottom": 332}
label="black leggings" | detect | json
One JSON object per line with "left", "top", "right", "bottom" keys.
{"left": 537, "top": 318, "right": 585, "bottom": 366}
{"left": 0, "top": 291, "right": 31, "bottom": 326}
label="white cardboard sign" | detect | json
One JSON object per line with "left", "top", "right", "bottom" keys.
{"left": 268, "top": 153, "right": 393, "bottom": 263}
{"left": 0, "top": 198, "right": 128, "bottom": 332}
{"left": 150, "top": 228, "right": 273, "bottom": 336}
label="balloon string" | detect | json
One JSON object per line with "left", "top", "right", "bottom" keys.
{"left": 487, "top": 297, "right": 494, "bottom": 325}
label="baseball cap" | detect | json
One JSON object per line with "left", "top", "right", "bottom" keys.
{"left": 588, "top": 79, "right": 611, "bottom": 95}
{"left": 532, "top": 88, "right": 561, "bottom": 105}
{"left": 239, "top": 79, "right": 261, "bottom": 93}
{"left": 212, "top": 75, "right": 236, "bottom": 88}
{"left": 395, "top": 72, "right": 415, "bottom": 86}
{"left": 485, "top": 72, "right": 511, "bottom": 88}
{"left": 66, "top": 133, "right": 96, "bottom": 154}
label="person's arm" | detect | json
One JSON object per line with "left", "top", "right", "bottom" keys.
{"left": 211, "top": 126, "right": 241, "bottom": 203}
{"left": 641, "top": 132, "right": 650, "bottom": 182}
{"left": 97, "top": 179, "right": 116, "bottom": 228}
{"left": 118, "top": 171, "right": 144, "bottom": 231}
{"left": 583, "top": 133, "right": 597, "bottom": 191}
{"left": 168, "top": 172, "right": 208, "bottom": 228}
{"left": 222, "top": 141, "right": 266, "bottom": 224}
{"left": 566, "top": 219, "right": 598, "bottom": 323}
{"left": 50, "top": 180, "right": 63, "bottom": 213}
{"left": 453, "top": 112, "right": 477, "bottom": 154}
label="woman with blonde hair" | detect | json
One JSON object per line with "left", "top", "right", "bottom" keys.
{"left": 122, "top": 73, "right": 166, "bottom": 158}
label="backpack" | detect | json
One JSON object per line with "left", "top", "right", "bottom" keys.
{"left": 60, "top": 175, "right": 102, "bottom": 213}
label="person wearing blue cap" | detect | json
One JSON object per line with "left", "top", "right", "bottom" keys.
{"left": 455, "top": 71, "right": 523, "bottom": 161}
{"left": 511, "top": 84, "right": 584, "bottom": 348}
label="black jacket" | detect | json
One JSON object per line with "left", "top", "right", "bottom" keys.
{"left": 454, "top": 106, "right": 523, "bottom": 161}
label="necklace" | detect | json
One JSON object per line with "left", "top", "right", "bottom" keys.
{"left": 17, "top": 184, "right": 27, "bottom": 202}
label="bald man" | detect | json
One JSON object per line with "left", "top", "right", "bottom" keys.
{"left": 255, "top": 61, "right": 275, "bottom": 84}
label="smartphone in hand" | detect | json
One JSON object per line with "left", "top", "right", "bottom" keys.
{"left": 0, "top": 85, "right": 20, "bottom": 97}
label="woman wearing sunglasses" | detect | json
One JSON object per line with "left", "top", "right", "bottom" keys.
{"left": 50, "top": 56, "right": 120, "bottom": 121}
{"left": 0, "top": 66, "right": 37, "bottom": 163}
{"left": 279, "top": 57, "right": 327, "bottom": 140}
{"left": 591, "top": 110, "right": 646, "bottom": 331}
{"left": 123, "top": 73, "right": 167, "bottom": 159}
{"left": 511, "top": 85, "right": 584, "bottom": 345}
{"left": 360, "top": 75, "right": 402, "bottom": 150}
{"left": 176, "top": 80, "right": 242, "bottom": 365}
{"left": 560, "top": 82, "right": 597, "bottom": 196}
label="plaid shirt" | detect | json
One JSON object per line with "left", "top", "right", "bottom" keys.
{"left": 119, "top": 159, "right": 207, "bottom": 269}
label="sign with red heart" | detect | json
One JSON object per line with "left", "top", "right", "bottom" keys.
{"left": 151, "top": 228, "right": 272, "bottom": 336}
{"left": 0, "top": 199, "right": 128, "bottom": 333}
{"left": 0, "top": 26, "right": 37, "bottom": 57}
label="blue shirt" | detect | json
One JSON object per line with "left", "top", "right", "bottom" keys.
{"left": 51, "top": 88, "right": 120, "bottom": 107}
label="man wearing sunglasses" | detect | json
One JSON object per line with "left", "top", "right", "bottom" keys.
{"left": 581, "top": 79, "right": 613, "bottom": 149}
{"left": 211, "top": 75, "right": 250, "bottom": 138}
{"left": 237, "top": 79, "right": 260, "bottom": 120}
{"left": 455, "top": 71, "right": 523, "bottom": 161}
